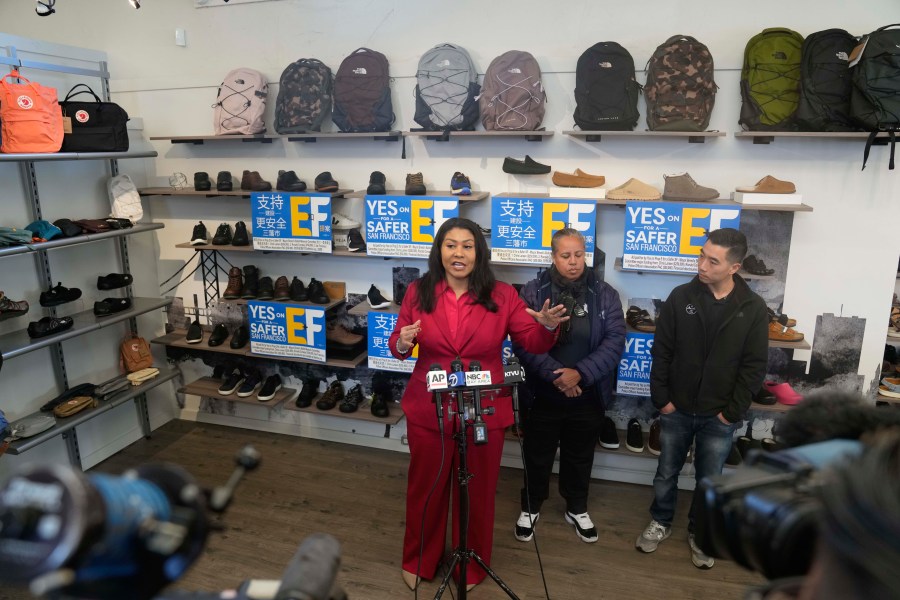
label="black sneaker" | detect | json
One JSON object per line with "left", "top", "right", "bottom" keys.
{"left": 307, "top": 278, "right": 329, "bottom": 304}
{"left": 232, "top": 221, "right": 250, "bottom": 246}
{"left": 230, "top": 325, "right": 249, "bottom": 349}
{"left": 367, "top": 284, "right": 391, "bottom": 309}
{"left": 212, "top": 223, "right": 233, "bottom": 245}
{"left": 40, "top": 282, "right": 82, "bottom": 307}
{"left": 97, "top": 273, "right": 133, "bottom": 290}
{"left": 295, "top": 377, "right": 320, "bottom": 408}
{"left": 316, "top": 380, "right": 344, "bottom": 410}
{"left": 348, "top": 228, "right": 367, "bottom": 252}
{"left": 515, "top": 511, "right": 540, "bottom": 542}
{"left": 367, "top": 171, "right": 387, "bottom": 195}
{"left": 451, "top": 172, "right": 472, "bottom": 195}
{"left": 277, "top": 170, "right": 307, "bottom": 192}
{"left": 236, "top": 369, "right": 262, "bottom": 398}
{"left": 371, "top": 388, "right": 390, "bottom": 417}
{"left": 257, "top": 277, "right": 274, "bottom": 301}
{"left": 0, "top": 292, "right": 29, "bottom": 321}
{"left": 314, "top": 171, "right": 339, "bottom": 193}
{"left": 258, "top": 374, "right": 283, "bottom": 401}
{"left": 218, "top": 369, "right": 244, "bottom": 396}
{"left": 208, "top": 323, "right": 229, "bottom": 347}
{"left": 339, "top": 384, "right": 363, "bottom": 413}
{"left": 598, "top": 416, "right": 620, "bottom": 449}
{"left": 186, "top": 319, "right": 203, "bottom": 343}
{"left": 27, "top": 316, "right": 74, "bottom": 339}
{"left": 190, "top": 221, "right": 209, "bottom": 245}
{"left": 289, "top": 277, "right": 308, "bottom": 302}
{"left": 625, "top": 418, "right": 644, "bottom": 453}
{"left": 93, "top": 297, "right": 132, "bottom": 317}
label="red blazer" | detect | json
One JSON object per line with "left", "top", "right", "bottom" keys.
{"left": 389, "top": 279, "right": 555, "bottom": 431}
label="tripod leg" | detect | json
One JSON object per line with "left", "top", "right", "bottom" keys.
{"left": 469, "top": 552, "right": 521, "bottom": 600}
{"left": 432, "top": 550, "right": 462, "bottom": 600}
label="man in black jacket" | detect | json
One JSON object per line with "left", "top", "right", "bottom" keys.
{"left": 635, "top": 228, "right": 768, "bottom": 569}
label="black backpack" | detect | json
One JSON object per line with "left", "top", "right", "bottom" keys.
{"left": 573, "top": 42, "right": 641, "bottom": 131}
{"left": 332, "top": 48, "right": 394, "bottom": 133}
{"left": 850, "top": 24, "right": 900, "bottom": 170}
{"left": 274, "top": 59, "right": 333, "bottom": 134}
{"left": 795, "top": 29, "right": 859, "bottom": 132}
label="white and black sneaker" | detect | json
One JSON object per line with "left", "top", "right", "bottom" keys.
{"left": 348, "top": 228, "right": 367, "bottom": 252}
{"left": 626, "top": 418, "right": 644, "bottom": 453}
{"left": 332, "top": 213, "right": 361, "bottom": 230}
{"left": 190, "top": 221, "right": 209, "bottom": 245}
{"left": 186, "top": 319, "right": 203, "bottom": 344}
{"left": 515, "top": 511, "right": 539, "bottom": 542}
{"left": 565, "top": 511, "right": 598, "bottom": 543}
{"left": 218, "top": 369, "right": 244, "bottom": 396}
{"left": 237, "top": 370, "right": 262, "bottom": 398}
{"left": 257, "top": 374, "right": 283, "bottom": 402}
{"left": 367, "top": 284, "right": 391, "bottom": 309}
{"left": 598, "top": 416, "right": 620, "bottom": 449}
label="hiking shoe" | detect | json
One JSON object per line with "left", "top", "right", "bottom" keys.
{"left": 314, "top": 171, "right": 339, "bottom": 192}
{"left": 316, "top": 380, "right": 344, "bottom": 410}
{"left": 340, "top": 384, "right": 364, "bottom": 413}
{"left": 257, "top": 277, "right": 274, "bottom": 301}
{"left": 743, "top": 255, "right": 775, "bottom": 276}
{"left": 367, "top": 284, "right": 391, "bottom": 309}
{"left": 258, "top": 374, "right": 283, "bottom": 402}
{"left": 552, "top": 170, "right": 605, "bottom": 188}
{"left": 565, "top": 511, "right": 599, "bottom": 543}
{"left": 218, "top": 369, "right": 244, "bottom": 396}
{"left": 241, "top": 170, "right": 272, "bottom": 192}
{"left": 367, "top": 171, "right": 387, "bottom": 195}
{"left": 688, "top": 533, "right": 715, "bottom": 569}
{"left": 327, "top": 321, "right": 364, "bottom": 346}
{"left": 232, "top": 221, "right": 250, "bottom": 246}
{"left": 208, "top": 323, "right": 229, "bottom": 347}
{"left": 194, "top": 171, "right": 211, "bottom": 191}
{"left": 230, "top": 325, "right": 249, "bottom": 349}
{"left": 97, "top": 273, "right": 133, "bottom": 290}
{"left": 598, "top": 416, "right": 619, "bottom": 449}
{"left": 296, "top": 377, "right": 320, "bottom": 408}
{"left": 241, "top": 265, "right": 259, "bottom": 299}
{"left": 40, "top": 283, "right": 82, "bottom": 307}
{"left": 272, "top": 276, "right": 290, "bottom": 301}
{"left": 636, "top": 520, "right": 671, "bottom": 553}
{"left": 502, "top": 156, "right": 551, "bottom": 175}
{"left": 662, "top": 172, "right": 719, "bottom": 202}
{"left": 450, "top": 172, "right": 472, "bottom": 195}
{"left": 289, "top": 277, "right": 308, "bottom": 302}
{"left": 186, "top": 319, "right": 203, "bottom": 343}
{"left": 27, "top": 316, "right": 74, "bottom": 339}
{"left": 323, "top": 281, "right": 346, "bottom": 302}
{"left": 212, "top": 223, "right": 233, "bottom": 245}
{"left": 332, "top": 213, "right": 361, "bottom": 229}
{"left": 276, "top": 170, "right": 307, "bottom": 192}
{"left": 190, "top": 221, "right": 209, "bottom": 245}
{"left": 307, "top": 278, "right": 330, "bottom": 304}
{"left": 607, "top": 178, "right": 661, "bottom": 201}
{"left": 0, "top": 292, "right": 29, "bottom": 321}
{"left": 348, "top": 228, "right": 367, "bottom": 252}
{"left": 405, "top": 172, "right": 426, "bottom": 195}
{"left": 216, "top": 171, "right": 233, "bottom": 192}
{"left": 93, "top": 297, "right": 132, "bottom": 317}
{"left": 224, "top": 267, "right": 243, "bottom": 299}
{"left": 626, "top": 418, "right": 644, "bottom": 453}
{"left": 648, "top": 419, "right": 661, "bottom": 456}
{"left": 515, "top": 511, "right": 540, "bottom": 542}
{"left": 237, "top": 369, "right": 262, "bottom": 397}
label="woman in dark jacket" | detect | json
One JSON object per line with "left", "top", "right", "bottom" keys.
{"left": 512, "top": 228, "right": 626, "bottom": 544}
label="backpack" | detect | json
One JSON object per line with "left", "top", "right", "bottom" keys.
{"left": 739, "top": 28, "right": 804, "bottom": 131}
{"left": 108, "top": 174, "right": 143, "bottom": 222}
{"left": 212, "top": 68, "right": 268, "bottom": 135}
{"left": 121, "top": 335, "right": 153, "bottom": 373}
{"left": 849, "top": 24, "right": 900, "bottom": 170}
{"left": 644, "top": 35, "right": 717, "bottom": 132}
{"left": 274, "top": 59, "right": 333, "bottom": 134}
{"left": 332, "top": 48, "right": 394, "bottom": 133}
{"left": 573, "top": 42, "right": 641, "bottom": 131}
{"left": 479, "top": 50, "right": 546, "bottom": 131}
{"left": 413, "top": 43, "right": 480, "bottom": 131}
{"left": 795, "top": 29, "right": 860, "bottom": 132}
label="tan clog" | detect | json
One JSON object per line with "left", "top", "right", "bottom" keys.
{"left": 606, "top": 178, "right": 661, "bottom": 201}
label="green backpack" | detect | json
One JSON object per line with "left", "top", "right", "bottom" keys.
{"left": 739, "top": 28, "right": 805, "bottom": 130}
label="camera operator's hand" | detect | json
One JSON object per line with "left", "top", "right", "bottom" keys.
{"left": 660, "top": 402, "right": 676, "bottom": 415}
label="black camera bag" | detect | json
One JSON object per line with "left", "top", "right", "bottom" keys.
{"left": 59, "top": 84, "right": 129, "bottom": 152}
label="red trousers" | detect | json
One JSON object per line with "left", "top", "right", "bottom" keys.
{"left": 403, "top": 420, "right": 505, "bottom": 586}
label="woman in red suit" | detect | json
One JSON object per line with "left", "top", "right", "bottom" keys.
{"left": 389, "top": 217, "right": 568, "bottom": 590}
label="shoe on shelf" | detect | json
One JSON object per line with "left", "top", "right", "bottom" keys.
{"left": 276, "top": 170, "right": 307, "bottom": 192}
{"left": 764, "top": 381, "right": 803, "bottom": 405}
{"left": 662, "top": 172, "right": 719, "bottom": 202}
{"left": 565, "top": 511, "right": 599, "bottom": 543}
{"left": 218, "top": 369, "right": 244, "bottom": 396}
{"left": 367, "top": 171, "right": 386, "bottom": 195}
{"left": 295, "top": 377, "right": 320, "bottom": 408}
{"left": 236, "top": 369, "right": 262, "bottom": 398}
{"left": 232, "top": 221, "right": 250, "bottom": 246}
{"left": 224, "top": 267, "right": 243, "bottom": 300}
{"left": 241, "top": 170, "right": 272, "bottom": 192}
{"left": 27, "top": 316, "right": 74, "bottom": 339}
{"left": 340, "top": 384, "right": 363, "bottom": 413}
{"left": 323, "top": 281, "right": 346, "bottom": 302}
{"left": 405, "top": 172, "right": 426, "bottom": 195}
{"left": 735, "top": 175, "right": 796, "bottom": 194}
{"left": 367, "top": 284, "right": 391, "bottom": 309}
{"left": 186, "top": 319, "right": 203, "bottom": 344}
{"left": 502, "top": 155, "right": 551, "bottom": 175}
{"left": 241, "top": 265, "right": 259, "bottom": 299}
{"left": 552, "top": 170, "right": 605, "bottom": 188}
{"left": 450, "top": 172, "right": 472, "bottom": 195}
{"left": 190, "top": 221, "right": 209, "bottom": 245}
{"left": 625, "top": 418, "right": 644, "bottom": 453}
{"left": 212, "top": 223, "right": 233, "bottom": 246}
{"left": 216, "top": 171, "right": 233, "bottom": 192}
{"left": 688, "top": 533, "right": 715, "bottom": 569}
{"left": 316, "top": 380, "right": 344, "bottom": 410}
{"left": 370, "top": 389, "right": 390, "bottom": 417}
{"left": 626, "top": 306, "right": 656, "bottom": 332}
{"left": 93, "top": 297, "right": 132, "bottom": 317}
{"left": 607, "top": 178, "right": 662, "bottom": 201}
{"left": 257, "top": 277, "right": 274, "bottom": 301}
{"left": 97, "top": 273, "right": 133, "bottom": 290}
{"left": 230, "top": 325, "right": 249, "bottom": 349}
{"left": 515, "top": 511, "right": 540, "bottom": 542}
{"left": 258, "top": 374, "right": 283, "bottom": 402}
{"left": 40, "top": 282, "right": 82, "bottom": 307}
{"left": 289, "top": 277, "right": 308, "bottom": 302}
{"left": 598, "top": 416, "right": 619, "bottom": 449}
{"left": 208, "top": 323, "right": 229, "bottom": 347}
{"left": 636, "top": 520, "right": 671, "bottom": 553}
{"left": 648, "top": 419, "right": 661, "bottom": 456}
{"left": 327, "top": 321, "right": 363, "bottom": 346}
{"left": 742, "top": 255, "right": 775, "bottom": 276}
{"left": 272, "top": 276, "right": 290, "bottom": 301}
{"left": 348, "top": 228, "right": 367, "bottom": 252}
{"left": 0, "top": 292, "right": 29, "bottom": 321}
{"left": 212, "top": 363, "right": 227, "bottom": 380}
{"left": 307, "top": 278, "right": 330, "bottom": 304}
{"left": 332, "top": 212, "right": 361, "bottom": 230}
{"left": 768, "top": 321, "right": 804, "bottom": 342}
{"left": 194, "top": 171, "right": 211, "bottom": 192}
{"left": 314, "top": 171, "right": 339, "bottom": 193}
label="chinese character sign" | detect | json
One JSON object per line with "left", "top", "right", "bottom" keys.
{"left": 367, "top": 311, "right": 416, "bottom": 372}
{"left": 491, "top": 196, "right": 596, "bottom": 265}
{"left": 616, "top": 332, "right": 653, "bottom": 397}
{"left": 251, "top": 192, "right": 332, "bottom": 253}
{"left": 248, "top": 301, "right": 327, "bottom": 362}
{"left": 365, "top": 195, "right": 459, "bottom": 259}
{"left": 622, "top": 202, "right": 741, "bottom": 273}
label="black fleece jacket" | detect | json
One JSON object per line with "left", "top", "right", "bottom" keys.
{"left": 650, "top": 274, "right": 768, "bottom": 423}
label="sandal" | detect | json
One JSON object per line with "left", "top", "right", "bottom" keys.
{"left": 742, "top": 255, "right": 775, "bottom": 276}
{"left": 626, "top": 306, "right": 656, "bottom": 332}
{"left": 767, "top": 306, "right": 796, "bottom": 328}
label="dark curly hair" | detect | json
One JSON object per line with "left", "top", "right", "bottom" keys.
{"left": 775, "top": 391, "right": 900, "bottom": 449}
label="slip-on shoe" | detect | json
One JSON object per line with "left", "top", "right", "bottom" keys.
{"left": 28, "top": 316, "right": 74, "bottom": 339}
{"left": 93, "top": 297, "right": 132, "bottom": 317}
{"left": 735, "top": 175, "right": 796, "bottom": 194}
{"left": 607, "top": 178, "right": 662, "bottom": 201}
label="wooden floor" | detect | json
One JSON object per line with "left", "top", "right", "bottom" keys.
{"left": 2, "top": 421, "right": 764, "bottom": 600}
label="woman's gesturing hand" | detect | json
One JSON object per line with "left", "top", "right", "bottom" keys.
{"left": 526, "top": 299, "right": 570, "bottom": 329}
{"left": 397, "top": 320, "right": 422, "bottom": 353}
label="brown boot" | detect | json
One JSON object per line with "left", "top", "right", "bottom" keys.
{"left": 240, "top": 170, "right": 272, "bottom": 192}
{"left": 327, "top": 321, "right": 363, "bottom": 346}
{"left": 323, "top": 280, "right": 346, "bottom": 301}
{"left": 223, "top": 267, "right": 243, "bottom": 299}
{"left": 273, "top": 276, "right": 290, "bottom": 301}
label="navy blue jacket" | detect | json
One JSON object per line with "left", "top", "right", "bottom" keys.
{"left": 513, "top": 269, "right": 626, "bottom": 407}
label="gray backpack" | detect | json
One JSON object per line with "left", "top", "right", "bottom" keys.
{"left": 413, "top": 43, "right": 480, "bottom": 131}
{"left": 213, "top": 67, "right": 268, "bottom": 135}
{"left": 479, "top": 50, "right": 546, "bottom": 131}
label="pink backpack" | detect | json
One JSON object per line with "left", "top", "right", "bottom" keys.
{"left": 213, "top": 68, "right": 268, "bottom": 135}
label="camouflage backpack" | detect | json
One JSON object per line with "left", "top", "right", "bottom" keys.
{"left": 274, "top": 59, "right": 333, "bottom": 134}
{"left": 644, "top": 35, "right": 717, "bottom": 132}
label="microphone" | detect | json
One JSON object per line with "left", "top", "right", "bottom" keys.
{"left": 426, "top": 363, "right": 448, "bottom": 392}
{"left": 503, "top": 356, "right": 526, "bottom": 384}
{"left": 448, "top": 357, "right": 466, "bottom": 388}
{"left": 468, "top": 360, "right": 488, "bottom": 445}
{"left": 274, "top": 533, "right": 343, "bottom": 600}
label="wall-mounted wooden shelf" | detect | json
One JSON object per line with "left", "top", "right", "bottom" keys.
{"left": 613, "top": 257, "right": 775, "bottom": 281}
{"left": 734, "top": 131, "right": 889, "bottom": 145}
{"left": 284, "top": 393, "right": 404, "bottom": 424}
{"left": 149, "top": 134, "right": 276, "bottom": 144}
{"left": 140, "top": 188, "right": 353, "bottom": 198}
{"left": 348, "top": 302, "right": 400, "bottom": 316}
{"left": 180, "top": 376, "right": 295, "bottom": 408}
{"left": 285, "top": 131, "right": 401, "bottom": 143}
{"left": 345, "top": 190, "right": 489, "bottom": 202}
{"left": 564, "top": 130, "right": 725, "bottom": 144}
{"left": 404, "top": 130, "right": 553, "bottom": 142}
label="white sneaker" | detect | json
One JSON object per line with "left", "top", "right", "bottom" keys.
{"left": 636, "top": 519, "right": 671, "bottom": 553}
{"left": 565, "top": 511, "right": 598, "bottom": 543}
{"left": 688, "top": 533, "right": 715, "bottom": 569}
{"left": 515, "top": 511, "right": 539, "bottom": 542}
{"left": 332, "top": 213, "right": 361, "bottom": 229}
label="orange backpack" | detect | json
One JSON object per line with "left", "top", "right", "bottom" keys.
{"left": 0, "top": 70, "right": 64, "bottom": 154}
{"left": 121, "top": 335, "right": 153, "bottom": 373}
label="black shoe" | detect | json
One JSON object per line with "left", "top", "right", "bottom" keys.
{"left": 230, "top": 325, "right": 249, "bottom": 349}
{"left": 307, "top": 278, "right": 329, "bottom": 304}
{"left": 218, "top": 369, "right": 244, "bottom": 396}
{"left": 257, "top": 277, "right": 274, "bottom": 301}
{"left": 371, "top": 373, "right": 392, "bottom": 417}
{"left": 27, "top": 316, "right": 74, "bottom": 339}
{"left": 186, "top": 319, "right": 203, "bottom": 343}
{"left": 208, "top": 323, "right": 229, "bottom": 347}
{"left": 97, "top": 273, "right": 133, "bottom": 290}
{"left": 314, "top": 171, "right": 339, "bottom": 192}
{"left": 40, "top": 282, "right": 82, "bottom": 307}
{"left": 93, "top": 297, "right": 132, "bottom": 317}
{"left": 598, "top": 416, "right": 620, "bottom": 449}
{"left": 212, "top": 363, "right": 227, "bottom": 380}
{"left": 295, "top": 377, "right": 320, "bottom": 408}
{"left": 367, "top": 284, "right": 391, "bottom": 309}
{"left": 316, "top": 380, "right": 344, "bottom": 410}
{"left": 232, "top": 221, "right": 250, "bottom": 246}
{"left": 348, "top": 228, "right": 367, "bottom": 252}
{"left": 216, "top": 171, "right": 233, "bottom": 192}
{"left": 236, "top": 369, "right": 262, "bottom": 398}
{"left": 340, "top": 384, "right": 363, "bottom": 413}
{"left": 241, "top": 265, "right": 259, "bottom": 299}
{"left": 625, "top": 418, "right": 644, "bottom": 453}
{"left": 367, "top": 171, "right": 387, "bottom": 195}
{"left": 190, "top": 221, "right": 209, "bottom": 245}
{"left": 277, "top": 170, "right": 307, "bottom": 192}
{"left": 212, "top": 223, "right": 233, "bottom": 245}
{"left": 502, "top": 156, "right": 551, "bottom": 175}
{"left": 258, "top": 374, "right": 283, "bottom": 401}
{"left": 194, "top": 171, "right": 211, "bottom": 191}
{"left": 289, "top": 277, "right": 308, "bottom": 302}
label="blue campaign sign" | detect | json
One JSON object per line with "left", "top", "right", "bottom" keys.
{"left": 616, "top": 331, "right": 654, "bottom": 397}
{"left": 491, "top": 196, "right": 596, "bottom": 265}
{"left": 365, "top": 195, "right": 459, "bottom": 259}
{"left": 622, "top": 202, "right": 741, "bottom": 273}
{"left": 367, "top": 311, "right": 415, "bottom": 372}
{"left": 247, "top": 300, "right": 327, "bottom": 362}
{"left": 251, "top": 192, "right": 332, "bottom": 253}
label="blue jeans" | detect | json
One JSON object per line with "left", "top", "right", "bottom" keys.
{"left": 649, "top": 409, "right": 735, "bottom": 531}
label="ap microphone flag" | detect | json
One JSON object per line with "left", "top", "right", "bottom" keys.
{"left": 426, "top": 363, "right": 448, "bottom": 391}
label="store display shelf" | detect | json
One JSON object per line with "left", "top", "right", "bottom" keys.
{"left": 598, "top": 430, "right": 673, "bottom": 460}
{"left": 175, "top": 242, "right": 256, "bottom": 252}
{"left": 0, "top": 223, "right": 164, "bottom": 259}
{"left": 179, "top": 376, "right": 295, "bottom": 408}
{"left": 248, "top": 347, "right": 367, "bottom": 369}
{"left": 5, "top": 367, "right": 180, "bottom": 455}
{"left": 404, "top": 130, "right": 553, "bottom": 142}
{"left": 768, "top": 338, "right": 811, "bottom": 350}
{"left": 345, "top": 190, "right": 489, "bottom": 202}
{"left": 152, "top": 330, "right": 251, "bottom": 356}
{"left": 330, "top": 247, "right": 372, "bottom": 258}
{"left": 494, "top": 191, "right": 607, "bottom": 202}
{"left": 613, "top": 257, "right": 775, "bottom": 281}
{"left": 286, "top": 131, "right": 401, "bottom": 143}
{"left": 0, "top": 150, "right": 158, "bottom": 162}
{"left": 876, "top": 393, "right": 900, "bottom": 405}
{"left": 593, "top": 197, "right": 813, "bottom": 212}
{"left": 284, "top": 395, "right": 404, "bottom": 425}
{"left": 734, "top": 131, "right": 890, "bottom": 145}
{"left": 0, "top": 297, "right": 173, "bottom": 361}
{"left": 348, "top": 302, "right": 400, "bottom": 316}
{"left": 887, "top": 333, "right": 900, "bottom": 344}
{"left": 140, "top": 188, "right": 353, "bottom": 198}
{"left": 149, "top": 134, "right": 277, "bottom": 144}
{"left": 748, "top": 402, "right": 793, "bottom": 414}
{"left": 218, "top": 297, "right": 345, "bottom": 311}
{"left": 563, "top": 130, "right": 725, "bottom": 144}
